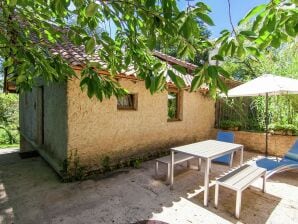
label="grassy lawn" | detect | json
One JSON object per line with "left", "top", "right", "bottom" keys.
{"left": 0, "top": 144, "right": 19, "bottom": 149}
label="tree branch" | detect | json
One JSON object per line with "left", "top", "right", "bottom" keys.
{"left": 227, "top": 0, "right": 236, "bottom": 36}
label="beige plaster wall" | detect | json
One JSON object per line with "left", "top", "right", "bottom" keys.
{"left": 213, "top": 129, "right": 297, "bottom": 157}
{"left": 67, "top": 76, "right": 215, "bottom": 170}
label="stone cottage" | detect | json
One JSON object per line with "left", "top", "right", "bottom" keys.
{"left": 9, "top": 45, "right": 222, "bottom": 178}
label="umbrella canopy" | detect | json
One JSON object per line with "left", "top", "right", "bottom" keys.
{"left": 224, "top": 74, "right": 298, "bottom": 156}
{"left": 227, "top": 74, "right": 298, "bottom": 97}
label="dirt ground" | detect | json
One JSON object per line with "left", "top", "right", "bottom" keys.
{"left": 0, "top": 148, "right": 297, "bottom": 224}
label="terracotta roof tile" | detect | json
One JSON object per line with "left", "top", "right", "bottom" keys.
{"left": 50, "top": 43, "right": 199, "bottom": 88}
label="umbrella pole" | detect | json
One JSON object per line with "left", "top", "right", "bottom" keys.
{"left": 265, "top": 93, "right": 269, "bottom": 157}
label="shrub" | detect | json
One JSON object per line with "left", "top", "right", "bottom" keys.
{"left": 269, "top": 123, "right": 298, "bottom": 135}
{"left": 0, "top": 127, "right": 19, "bottom": 144}
{"left": 220, "top": 120, "right": 242, "bottom": 130}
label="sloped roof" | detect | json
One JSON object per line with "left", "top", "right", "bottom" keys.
{"left": 152, "top": 51, "right": 198, "bottom": 72}
{"left": 50, "top": 44, "right": 197, "bottom": 87}
{"left": 4, "top": 42, "right": 239, "bottom": 93}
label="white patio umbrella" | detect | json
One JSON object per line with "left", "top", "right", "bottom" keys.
{"left": 224, "top": 74, "right": 298, "bottom": 156}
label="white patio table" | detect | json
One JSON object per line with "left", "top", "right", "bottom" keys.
{"left": 170, "top": 140, "right": 244, "bottom": 206}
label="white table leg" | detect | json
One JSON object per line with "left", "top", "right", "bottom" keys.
{"left": 262, "top": 173, "right": 266, "bottom": 193}
{"left": 214, "top": 183, "right": 219, "bottom": 208}
{"left": 204, "top": 158, "right": 211, "bottom": 206}
{"left": 187, "top": 160, "right": 191, "bottom": 168}
{"left": 198, "top": 158, "right": 201, "bottom": 171}
{"left": 235, "top": 190, "right": 242, "bottom": 219}
{"left": 155, "top": 161, "right": 159, "bottom": 178}
{"left": 170, "top": 150, "right": 174, "bottom": 190}
{"left": 229, "top": 152, "right": 234, "bottom": 168}
{"left": 167, "top": 164, "right": 170, "bottom": 183}
{"left": 240, "top": 146, "right": 244, "bottom": 165}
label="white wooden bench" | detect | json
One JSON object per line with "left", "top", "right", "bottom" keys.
{"left": 155, "top": 153, "right": 200, "bottom": 182}
{"left": 214, "top": 164, "right": 266, "bottom": 219}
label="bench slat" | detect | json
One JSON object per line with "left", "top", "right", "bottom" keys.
{"left": 234, "top": 168, "right": 265, "bottom": 190}
{"left": 217, "top": 165, "right": 266, "bottom": 190}
{"left": 156, "top": 153, "right": 194, "bottom": 165}
{"left": 223, "top": 166, "right": 258, "bottom": 186}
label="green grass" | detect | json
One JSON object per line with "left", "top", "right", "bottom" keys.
{"left": 0, "top": 144, "right": 19, "bottom": 149}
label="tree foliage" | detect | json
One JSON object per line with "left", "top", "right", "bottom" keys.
{"left": 0, "top": 93, "right": 19, "bottom": 145}
{"left": 0, "top": 0, "right": 297, "bottom": 100}
{"left": 220, "top": 42, "right": 298, "bottom": 133}
{"left": 223, "top": 42, "right": 298, "bottom": 81}
{"left": 215, "top": 0, "right": 298, "bottom": 61}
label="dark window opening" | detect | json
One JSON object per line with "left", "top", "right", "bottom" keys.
{"left": 168, "top": 89, "right": 182, "bottom": 121}
{"left": 117, "top": 94, "right": 138, "bottom": 110}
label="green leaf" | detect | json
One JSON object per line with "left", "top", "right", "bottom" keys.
{"left": 285, "top": 21, "right": 296, "bottom": 37}
{"left": 252, "top": 11, "right": 267, "bottom": 31}
{"left": 211, "top": 55, "right": 224, "bottom": 61}
{"left": 3, "top": 57, "right": 13, "bottom": 67}
{"left": 216, "top": 32, "right": 230, "bottom": 44}
{"left": 239, "top": 31, "right": 257, "bottom": 41}
{"left": 216, "top": 77, "right": 228, "bottom": 94}
{"left": 167, "top": 70, "right": 186, "bottom": 89}
{"left": 207, "top": 65, "right": 218, "bottom": 78}
{"left": 147, "top": 34, "right": 156, "bottom": 50}
{"left": 155, "top": 74, "right": 165, "bottom": 91}
{"left": 271, "top": 34, "right": 281, "bottom": 48}
{"left": 87, "top": 81, "right": 94, "bottom": 98}
{"left": 240, "top": 30, "right": 257, "bottom": 37}
{"left": 196, "top": 2, "right": 211, "bottom": 12}
{"left": 80, "top": 77, "right": 90, "bottom": 89}
{"left": 246, "top": 47, "right": 260, "bottom": 56}
{"left": 149, "top": 75, "right": 156, "bottom": 94}
{"left": 237, "top": 46, "right": 246, "bottom": 58}
{"left": 267, "top": 14, "right": 277, "bottom": 32}
{"left": 86, "top": 2, "right": 98, "bottom": 17}
{"left": 238, "top": 4, "right": 267, "bottom": 25}
{"left": 85, "top": 37, "right": 96, "bottom": 54}
{"left": 230, "top": 41, "right": 237, "bottom": 57}
{"left": 217, "top": 67, "right": 230, "bottom": 78}
{"left": 145, "top": 74, "right": 151, "bottom": 89}
{"left": 145, "top": 0, "right": 156, "bottom": 8}
{"left": 197, "top": 12, "right": 214, "bottom": 26}
{"left": 16, "top": 75, "right": 26, "bottom": 84}
{"left": 73, "top": 0, "right": 84, "bottom": 7}
{"left": 172, "top": 64, "right": 187, "bottom": 75}
{"left": 220, "top": 29, "right": 229, "bottom": 35}
{"left": 179, "top": 15, "right": 192, "bottom": 37}
{"left": 190, "top": 71, "right": 204, "bottom": 92}
{"left": 7, "top": 65, "right": 14, "bottom": 74}
{"left": 8, "top": 0, "right": 17, "bottom": 7}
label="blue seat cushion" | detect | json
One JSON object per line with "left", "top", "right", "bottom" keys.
{"left": 212, "top": 154, "right": 231, "bottom": 165}
{"left": 256, "top": 157, "right": 298, "bottom": 171}
{"left": 284, "top": 140, "right": 298, "bottom": 161}
{"left": 284, "top": 152, "right": 298, "bottom": 162}
{"left": 212, "top": 131, "right": 235, "bottom": 165}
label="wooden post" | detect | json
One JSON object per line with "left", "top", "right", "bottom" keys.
{"left": 265, "top": 93, "right": 269, "bottom": 156}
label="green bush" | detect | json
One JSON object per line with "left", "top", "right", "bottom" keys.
{"left": 220, "top": 120, "right": 242, "bottom": 130}
{"left": 269, "top": 123, "right": 298, "bottom": 135}
{"left": 0, "top": 127, "right": 19, "bottom": 144}
{"left": 0, "top": 93, "right": 19, "bottom": 146}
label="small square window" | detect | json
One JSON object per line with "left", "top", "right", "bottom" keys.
{"left": 117, "top": 94, "right": 138, "bottom": 110}
{"left": 168, "top": 89, "right": 182, "bottom": 121}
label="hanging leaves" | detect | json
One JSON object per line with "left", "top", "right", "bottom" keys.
{"left": 0, "top": 0, "right": 297, "bottom": 100}
{"left": 238, "top": 4, "right": 267, "bottom": 26}
{"left": 85, "top": 2, "right": 98, "bottom": 17}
